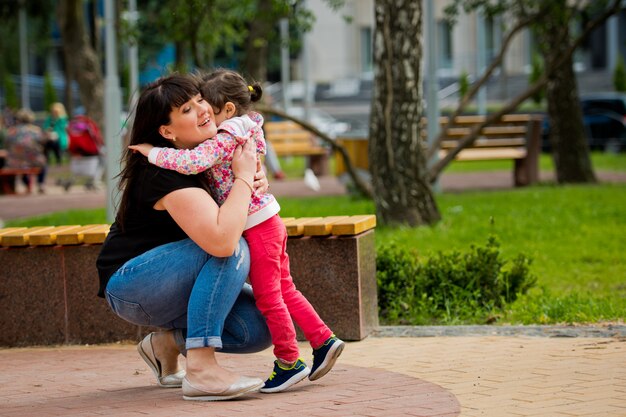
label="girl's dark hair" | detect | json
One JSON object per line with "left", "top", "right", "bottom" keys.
{"left": 116, "top": 73, "right": 201, "bottom": 227}
{"left": 200, "top": 69, "right": 262, "bottom": 117}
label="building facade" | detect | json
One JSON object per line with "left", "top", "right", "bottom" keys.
{"left": 301, "top": 0, "right": 626, "bottom": 92}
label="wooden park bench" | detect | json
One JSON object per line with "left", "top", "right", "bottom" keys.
{"left": 436, "top": 114, "right": 543, "bottom": 186}
{"left": 264, "top": 120, "right": 329, "bottom": 175}
{"left": 0, "top": 215, "right": 378, "bottom": 347}
{"left": 335, "top": 113, "right": 543, "bottom": 187}
{"left": 0, "top": 167, "right": 43, "bottom": 194}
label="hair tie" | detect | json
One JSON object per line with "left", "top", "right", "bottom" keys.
{"left": 248, "top": 85, "right": 254, "bottom": 92}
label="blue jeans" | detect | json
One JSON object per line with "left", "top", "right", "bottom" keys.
{"left": 105, "top": 237, "right": 271, "bottom": 354}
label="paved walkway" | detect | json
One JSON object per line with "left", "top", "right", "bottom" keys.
{"left": 2, "top": 169, "right": 626, "bottom": 222}
{"left": 1, "top": 332, "right": 625, "bottom": 416}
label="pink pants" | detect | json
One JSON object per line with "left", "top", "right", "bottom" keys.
{"left": 243, "top": 214, "right": 332, "bottom": 363}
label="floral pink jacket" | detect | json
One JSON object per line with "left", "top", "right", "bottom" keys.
{"left": 152, "top": 111, "right": 279, "bottom": 229}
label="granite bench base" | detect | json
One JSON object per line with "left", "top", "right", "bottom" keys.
{"left": 0, "top": 230, "right": 377, "bottom": 347}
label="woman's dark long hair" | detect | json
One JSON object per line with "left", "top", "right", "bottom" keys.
{"left": 116, "top": 74, "right": 201, "bottom": 227}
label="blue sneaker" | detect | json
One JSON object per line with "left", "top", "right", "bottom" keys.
{"left": 309, "top": 335, "right": 345, "bottom": 381}
{"left": 260, "top": 358, "right": 310, "bottom": 393}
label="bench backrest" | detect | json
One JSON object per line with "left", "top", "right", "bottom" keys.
{"left": 0, "top": 215, "right": 377, "bottom": 247}
{"left": 264, "top": 121, "right": 326, "bottom": 156}
{"left": 433, "top": 114, "right": 541, "bottom": 150}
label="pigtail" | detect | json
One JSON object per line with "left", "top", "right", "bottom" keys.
{"left": 250, "top": 83, "right": 263, "bottom": 103}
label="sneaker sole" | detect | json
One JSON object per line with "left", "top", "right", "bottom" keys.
{"left": 260, "top": 367, "right": 311, "bottom": 393}
{"left": 309, "top": 340, "right": 345, "bottom": 381}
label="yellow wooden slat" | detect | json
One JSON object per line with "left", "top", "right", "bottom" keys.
{"left": 440, "top": 147, "right": 527, "bottom": 161}
{"left": 83, "top": 224, "right": 111, "bottom": 244}
{"left": 331, "top": 215, "right": 377, "bottom": 236}
{"left": 303, "top": 216, "right": 351, "bottom": 236}
{"left": 274, "top": 146, "right": 326, "bottom": 156}
{"left": 29, "top": 225, "right": 83, "bottom": 246}
{"left": 56, "top": 224, "right": 109, "bottom": 245}
{"left": 264, "top": 121, "right": 301, "bottom": 132}
{"left": 267, "top": 132, "right": 312, "bottom": 142}
{"left": 441, "top": 138, "right": 527, "bottom": 149}
{"left": 1, "top": 226, "right": 56, "bottom": 247}
{"left": 0, "top": 227, "right": 28, "bottom": 237}
{"left": 284, "top": 217, "right": 323, "bottom": 237}
{"left": 281, "top": 217, "right": 295, "bottom": 224}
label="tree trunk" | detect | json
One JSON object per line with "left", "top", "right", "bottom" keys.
{"left": 242, "top": 0, "right": 273, "bottom": 82}
{"left": 369, "top": 0, "right": 440, "bottom": 227}
{"left": 57, "top": 0, "right": 104, "bottom": 128}
{"left": 544, "top": 56, "right": 597, "bottom": 183}
{"left": 538, "top": 1, "right": 596, "bottom": 184}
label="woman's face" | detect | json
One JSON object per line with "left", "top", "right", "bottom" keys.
{"left": 161, "top": 94, "right": 216, "bottom": 149}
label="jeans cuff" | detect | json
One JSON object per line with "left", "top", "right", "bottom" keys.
{"left": 186, "top": 336, "right": 223, "bottom": 351}
{"left": 173, "top": 329, "right": 187, "bottom": 357}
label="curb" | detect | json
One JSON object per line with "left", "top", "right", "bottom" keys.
{"left": 372, "top": 324, "right": 626, "bottom": 338}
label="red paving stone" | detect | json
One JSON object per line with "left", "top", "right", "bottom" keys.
{"left": 0, "top": 343, "right": 459, "bottom": 417}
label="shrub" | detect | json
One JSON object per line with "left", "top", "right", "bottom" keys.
{"left": 376, "top": 236, "right": 536, "bottom": 324}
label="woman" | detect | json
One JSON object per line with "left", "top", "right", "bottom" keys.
{"left": 96, "top": 74, "right": 271, "bottom": 401}
{"left": 4, "top": 108, "right": 47, "bottom": 193}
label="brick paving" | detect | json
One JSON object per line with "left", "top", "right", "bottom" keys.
{"left": 1, "top": 335, "right": 625, "bottom": 416}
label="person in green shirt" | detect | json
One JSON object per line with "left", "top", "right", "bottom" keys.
{"left": 42, "top": 102, "right": 69, "bottom": 165}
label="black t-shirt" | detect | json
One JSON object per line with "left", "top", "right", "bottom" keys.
{"left": 96, "top": 163, "right": 206, "bottom": 297}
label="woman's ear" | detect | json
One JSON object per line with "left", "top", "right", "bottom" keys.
{"left": 158, "top": 125, "right": 175, "bottom": 141}
{"left": 224, "top": 102, "right": 237, "bottom": 118}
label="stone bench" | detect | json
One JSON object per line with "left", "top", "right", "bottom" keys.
{"left": 0, "top": 215, "right": 378, "bottom": 347}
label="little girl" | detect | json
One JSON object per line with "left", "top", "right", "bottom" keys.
{"left": 130, "top": 69, "right": 344, "bottom": 393}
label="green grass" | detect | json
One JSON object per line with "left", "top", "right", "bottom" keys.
{"left": 372, "top": 184, "right": 626, "bottom": 324}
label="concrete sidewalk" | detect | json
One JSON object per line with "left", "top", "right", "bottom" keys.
{"left": 1, "top": 332, "right": 625, "bottom": 417}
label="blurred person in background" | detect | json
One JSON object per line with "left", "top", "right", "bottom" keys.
{"left": 4, "top": 108, "right": 48, "bottom": 193}
{"left": 43, "top": 102, "right": 69, "bottom": 165}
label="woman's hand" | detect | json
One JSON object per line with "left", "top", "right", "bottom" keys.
{"left": 232, "top": 137, "right": 257, "bottom": 184}
{"left": 253, "top": 160, "right": 269, "bottom": 194}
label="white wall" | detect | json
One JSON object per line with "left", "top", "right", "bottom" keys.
{"left": 303, "top": 0, "right": 373, "bottom": 82}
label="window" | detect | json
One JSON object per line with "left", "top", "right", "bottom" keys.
{"left": 438, "top": 20, "right": 453, "bottom": 69}
{"left": 360, "top": 27, "right": 373, "bottom": 73}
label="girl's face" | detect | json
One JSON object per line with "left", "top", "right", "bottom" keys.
{"left": 212, "top": 102, "right": 237, "bottom": 127}
{"left": 212, "top": 105, "right": 228, "bottom": 127}
{"left": 160, "top": 94, "right": 216, "bottom": 149}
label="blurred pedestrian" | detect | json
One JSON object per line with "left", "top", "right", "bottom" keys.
{"left": 4, "top": 108, "right": 47, "bottom": 193}
{"left": 62, "top": 111, "right": 104, "bottom": 191}
{"left": 42, "top": 102, "right": 69, "bottom": 165}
